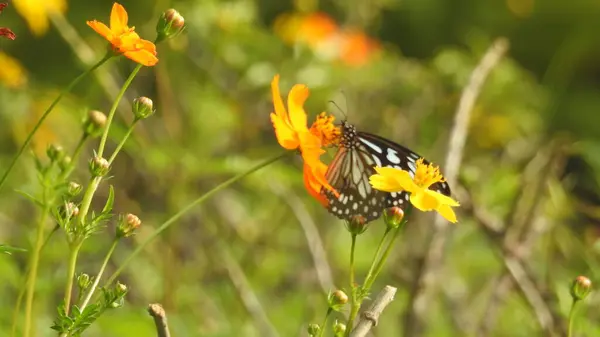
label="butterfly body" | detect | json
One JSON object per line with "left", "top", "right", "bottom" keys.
{"left": 321, "top": 121, "right": 451, "bottom": 223}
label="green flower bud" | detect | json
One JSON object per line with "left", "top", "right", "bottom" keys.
{"left": 116, "top": 213, "right": 142, "bottom": 238}
{"left": 83, "top": 110, "right": 107, "bottom": 138}
{"left": 60, "top": 202, "right": 79, "bottom": 220}
{"left": 77, "top": 273, "right": 91, "bottom": 291}
{"left": 333, "top": 320, "right": 346, "bottom": 336}
{"left": 383, "top": 207, "right": 405, "bottom": 229}
{"left": 307, "top": 323, "right": 321, "bottom": 336}
{"left": 345, "top": 215, "right": 368, "bottom": 235}
{"left": 156, "top": 9, "right": 185, "bottom": 43}
{"left": 59, "top": 155, "right": 72, "bottom": 172}
{"left": 327, "top": 290, "right": 348, "bottom": 311}
{"left": 89, "top": 156, "right": 110, "bottom": 177}
{"left": 46, "top": 144, "right": 64, "bottom": 162}
{"left": 132, "top": 96, "right": 154, "bottom": 120}
{"left": 67, "top": 181, "right": 82, "bottom": 198}
{"left": 570, "top": 276, "right": 592, "bottom": 301}
{"left": 116, "top": 281, "right": 128, "bottom": 295}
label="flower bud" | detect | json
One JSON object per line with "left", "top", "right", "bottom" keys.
{"left": 89, "top": 156, "right": 110, "bottom": 177}
{"left": 346, "top": 215, "right": 368, "bottom": 235}
{"left": 307, "top": 323, "right": 321, "bottom": 336}
{"left": 83, "top": 110, "right": 107, "bottom": 138}
{"left": 77, "top": 273, "right": 91, "bottom": 291}
{"left": 59, "top": 155, "right": 72, "bottom": 172}
{"left": 383, "top": 207, "right": 405, "bottom": 229}
{"left": 60, "top": 202, "right": 79, "bottom": 219}
{"left": 116, "top": 281, "right": 128, "bottom": 295}
{"left": 570, "top": 276, "right": 592, "bottom": 301}
{"left": 116, "top": 213, "right": 142, "bottom": 238}
{"left": 67, "top": 181, "right": 83, "bottom": 198}
{"left": 327, "top": 290, "right": 348, "bottom": 311}
{"left": 156, "top": 9, "right": 185, "bottom": 42}
{"left": 46, "top": 144, "right": 64, "bottom": 162}
{"left": 132, "top": 96, "right": 154, "bottom": 120}
{"left": 333, "top": 320, "right": 346, "bottom": 336}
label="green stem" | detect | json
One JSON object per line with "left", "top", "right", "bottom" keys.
{"left": 568, "top": 299, "right": 580, "bottom": 337}
{"left": 22, "top": 207, "right": 50, "bottom": 337}
{"left": 104, "top": 151, "right": 288, "bottom": 286}
{"left": 0, "top": 54, "right": 112, "bottom": 192}
{"left": 80, "top": 239, "right": 119, "bottom": 310}
{"left": 63, "top": 241, "right": 83, "bottom": 315}
{"left": 345, "top": 234, "right": 358, "bottom": 336}
{"left": 107, "top": 120, "right": 138, "bottom": 165}
{"left": 317, "top": 308, "right": 332, "bottom": 337}
{"left": 97, "top": 64, "right": 142, "bottom": 157}
{"left": 363, "top": 221, "right": 406, "bottom": 293}
{"left": 363, "top": 228, "right": 391, "bottom": 289}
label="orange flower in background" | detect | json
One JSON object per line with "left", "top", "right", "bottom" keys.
{"left": 270, "top": 74, "right": 340, "bottom": 202}
{"left": 87, "top": 3, "right": 158, "bottom": 66}
{"left": 298, "top": 12, "right": 338, "bottom": 48}
{"left": 339, "top": 31, "right": 380, "bottom": 67}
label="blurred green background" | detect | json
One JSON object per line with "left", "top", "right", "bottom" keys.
{"left": 1, "top": 0, "right": 600, "bottom": 336}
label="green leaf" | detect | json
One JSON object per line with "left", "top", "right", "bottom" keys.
{"left": 102, "top": 185, "right": 114, "bottom": 214}
{"left": 14, "top": 189, "right": 44, "bottom": 208}
{"left": 0, "top": 244, "right": 27, "bottom": 255}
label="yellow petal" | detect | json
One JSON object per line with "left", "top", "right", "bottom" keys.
{"left": 287, "top": 84, "right": 309, "bottom": 132}
{"left": 270, "top": 113, "right": 299, "bottom": 150}
{"left": 370, "top": 167, "right": 418, "bottom": 193}
{"left": 437, "top": 204, "right": 458, "bottom": 223}
{"left": 270, "top": 75, "right": 288, "bottom": 122}
{"left": 110, "top": 2, "right": 129, "bottom": 34}
{"left": 409, "top": 190, "right": 439, "bottom": 211}
{"left": 423, "top": 189, "right": 460, "bottom": 207}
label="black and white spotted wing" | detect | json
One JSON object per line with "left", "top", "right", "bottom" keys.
{"left": 321, "top": 121, "right": 451, "bottom": 223}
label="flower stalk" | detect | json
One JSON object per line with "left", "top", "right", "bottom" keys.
{"left": 80, "top": 239, "right": 119, "bottom": 310}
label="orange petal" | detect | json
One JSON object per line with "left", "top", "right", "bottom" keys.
{"left": 270, "top": 75, "right": 288, "bottom": 122}
{"left": 270, "top": 113, "right": 299, "bottom": 150}
{"left": 303, "top": 162, "right": 329, "bottom": 206}
{"left": 123, "top": 49, "right": 159, "bottom": 66}
{"left": 87, "top": 20, "right": 112, "bottom": 41}
{"left": 110, "top": 2, "right": 129, "bottom": 35}
{"left": 287, "top": 84, "right": 309, "bottom": 132}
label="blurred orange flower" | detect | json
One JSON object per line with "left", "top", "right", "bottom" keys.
{"left": 339, "top": 31, "right": 380, "bottom": 67}
{"left": 270, "top": 74, "right": 339, "bottom": 203}
{"left": 87, "top": 3, "right": 158, "bottom": 66}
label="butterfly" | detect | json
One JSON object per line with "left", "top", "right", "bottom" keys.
{"left": 320, "top": 121, "right": 451, "bottom": 223}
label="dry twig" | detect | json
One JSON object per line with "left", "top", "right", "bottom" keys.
{"left": 350, "top": 285, "right": 397, "bottom": 337}
{"left": 148, "top": 303, "right": 171, "bottom": 337}
{"left": 404, "top": 37, "right": 510, "bottom": 336}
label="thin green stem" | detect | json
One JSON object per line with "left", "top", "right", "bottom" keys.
{"left": 363, "top": 228, "right": 391, "bottom": 289}
{"left": 80, "top": 239, "right": 119, "bottom": 310}
{"left": 104, "top": 151, "right": 288, "bottom": 286}
{"left": 568, "top": 299, "right": 580, "bottom": 337}
{"left": 345, "top": 234, "right": 358, "bottom": 337}
{"left": 97, "top": 64, "right": 142, "bottom": 157}
{"left": 22, "top": 206, "right": 50, "bottom": 337}
{"left": 317, "top": 308, "right": 332, "bottom": 337}
{"left": 107, "top": 121, "right": 138, "bottom": 165}
{"left": 63, "top": 241, "right": 83, "bottom": 315}
{"left": 0, "top": 54, "right": 112, "bottom": 192}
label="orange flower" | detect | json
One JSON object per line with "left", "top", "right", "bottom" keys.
{"left": 339, "top": 30, "right": 380, "bottom": 67}
{"left": 270, "top": 74, "right": 340, "bottom": 201}
{"left": 87, "top": 3, "right": 158, "bottom": 67}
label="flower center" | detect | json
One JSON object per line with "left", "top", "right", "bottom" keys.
{"left": 413, "top": 158, "right": 445, "bottom": 189}
{"left": 310, "top": 112, "right": 341, "bottom": 146}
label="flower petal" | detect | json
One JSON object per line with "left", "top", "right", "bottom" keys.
{"left": 270, "top": 75, "right": 288, "bottom": 122}
{"left": 87, "top": 20, "right": 113, "bottom": 41}
{"left": 287, "top": 84, "right": 309, "bottom": 132}
{"left": 409, "top": 190, "right": 439, "bottom": 211}
{"left": 270, "top": 113, "right": 299, "bottom": 149}
{"left": 303, "top": 162, "right": 329, "bottom": 206}
{"left": 123, "top": 49, "right": 159, "bottom": 66}
{"left": 437, "top": 204, "right": 458, "bottom": 223}
{"left": 110, "top": 2, "right": 129, "bottom": 34}
{"left": 370, "top": 167, "right": 418, "bottom": 193}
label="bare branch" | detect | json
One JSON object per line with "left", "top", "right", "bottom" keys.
{"left": 404, "top": 37, "right": 510, "bottom": 336}
{"left": 350, "top": 285, "right": 397, "bottom": 337}
{"left": 148, "top": 303, "right": 171, "bottom": 337}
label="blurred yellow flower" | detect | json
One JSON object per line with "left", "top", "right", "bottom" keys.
{"left": 0, "top": 52, "right": 27, "bottom": 88}
{"left": 13, "top": 0, "right": 67, "bottom": 36}
{"left": 369, "top": 159, "right": 460, "bottom": 223}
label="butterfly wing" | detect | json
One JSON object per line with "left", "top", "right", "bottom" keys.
{"left": 321, "top": 143, "right": 387, "bottom": 223}
{"left": 357, "top": 131, "right": 452, "bottom": 209}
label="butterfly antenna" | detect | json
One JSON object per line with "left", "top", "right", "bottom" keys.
{"left": 328, "top": 100, "right": 348, "bottom": 120}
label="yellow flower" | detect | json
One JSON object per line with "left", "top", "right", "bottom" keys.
{"left": 0, "top": 52, "right": 27, "bottom": 88}
{"left": 270, "top": 74, "right": 341, "bottom": 202}
{"left": 87, "top": 3, "right": 158, "bottom": 66}
{"left": 369, "top": 159, "right": 460, "bottom": 223}
{"left": 13, "top": 0, "right": 66, "bottom": 36}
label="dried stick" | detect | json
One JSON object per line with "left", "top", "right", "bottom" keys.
{"left": 148, "top": 303, "right": 171, "bottom": 337}
{"left": 350, "top": 285, "right": 397, "bottom": 337}
{"left": 404, "top": 37, "right": 510, "bottom": 336}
